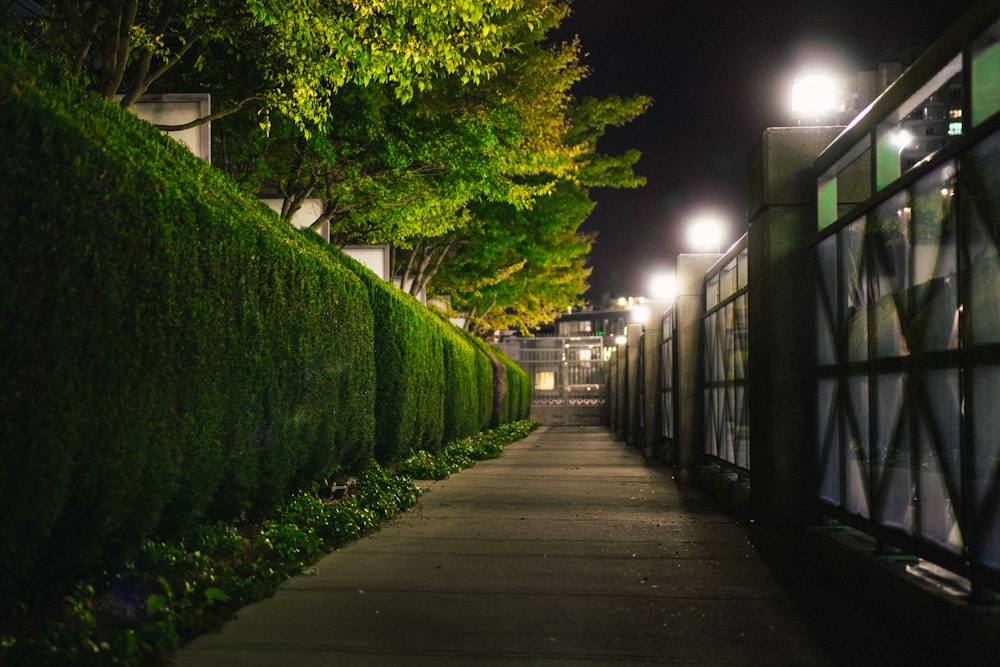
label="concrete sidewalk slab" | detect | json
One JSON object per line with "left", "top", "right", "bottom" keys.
{"left": 170, "top": 426, "right": 945, "bottom": 666}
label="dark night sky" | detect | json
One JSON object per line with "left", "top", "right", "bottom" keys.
{"left": 556, "top": 0, "right": 980, "bottom": 301}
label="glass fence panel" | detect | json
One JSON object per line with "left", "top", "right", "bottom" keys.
{"left": 872, "top": 372, "right": 909, "bottom": 530}
{"left": 706, "top": 273, "right": 720, "bottom": 310}
{"left": 701, "top": 254, "right": 749, "bottom": 472}
{"left": 812, "top": 11, "right": 1000, "bottom": 588}
{"left": 916, "top": 368, "right": 962, "bottom": 554}
{"left": 964, "top": 132, "right": 1000, "bottom": 345}
{"left": 734, "top": 296, "right": 748, "bottom": 380}
{"left": 661, "top": 336, "right": 674, "bottom": 439}
{"left": 910, "top": 163, "right": 959, "bottom": 352}
{"left": 734, "top": 382, "right": 749, "bottom": 469}
{"left": 970, "top": 365, "right": 1000, "bottom": 570}
{"left": 816, "top": 122, "right": 1000, "bottom": 588}
{"left": 817, "top": 377, "right": 841, "bottom": 505}
{"left": 843, "top": 218, "right": 868, "bottom": 362}
{"left": 817, "top": 235, "right": 839, "bottom": 366}
{"left": 875, "top": 57, "right": 962, "bottom": 191}
{"left": 660, "top": 310, "right": 674, "bottom": 443}
{"left": 964, "top": 131, "right": 1000, "bottom": 574}
{"left": 972, "top": 17, "right": 1000, "bottom": 126}
{"left": 846, "top": 375, "right": 871, "bottom": 519}
{"left": 870, "top": 192, "right": 910, "bottom": 359}
{"left": 703, "top": 316, "right": 720, "bottom": 459}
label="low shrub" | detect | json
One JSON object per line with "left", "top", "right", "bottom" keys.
{"left": 0, "top": 421, "right": 536, "bottom": 666}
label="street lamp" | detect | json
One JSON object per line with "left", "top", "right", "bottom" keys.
{"left": 686, "top": 212, "right": 726, "bottom": 253}
{"left": 791, "top": 72, "right": 838, "bottom": 125}
{"left": 630, "top": 305, "right": 651, "bottom": 325}
{"left": 649, "top": 273, "right": 678, "bottom": 302}
{"left": 892, "top": 128, "right": 915, "bottom": 153}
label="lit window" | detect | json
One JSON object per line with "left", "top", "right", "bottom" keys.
{"left": 534, "top": 371, "right": 555, "bottom": 391}
{"left": 948, "top": 121, "right": 963, "bottom": 136}
{"left": 949, "top": 109, "right": 963, "bottom": 119}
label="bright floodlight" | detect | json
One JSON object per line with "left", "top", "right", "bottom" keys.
{"left": 891, "top": 128, "right": 915, "bottom": 151}
{"left": 791, "top": 73, "right": 837, "bottom": 116}
{"left": 649, "top": 273, "right": 678, "bottom": 302}
{"left": 686, "top": 213, "right": 725, "bottom": 253}
{"left": 630, "top": 305, "right": 651, "bottom": 325}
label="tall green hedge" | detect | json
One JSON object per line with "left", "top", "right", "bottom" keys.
{"left": 498, "top": 352, "right": 532, "bottom": 424}
{"left": 0, "top": 37, "right": 529, "bottom": 598}
{"left": 0, "top": 40, "right": 376, "bottom": 593}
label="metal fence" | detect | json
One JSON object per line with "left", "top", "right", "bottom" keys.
{"left": 813, "top": 10, "right": 1000, "bottom": 593}
{"left": 702, "top": 241, "right": 750, "bottom": 474}
{"left": 660, "top": 309, "right": 676, "bottom": 448}
{"left": 602, "top": 3, "right": 1000, "bottom": 598}
{"left": 506, "top": 336, "right": 607, "bottom": 426}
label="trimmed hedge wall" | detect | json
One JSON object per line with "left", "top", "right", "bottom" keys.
{"left": 0, "top": 39, "right": 528, "bottom": 597}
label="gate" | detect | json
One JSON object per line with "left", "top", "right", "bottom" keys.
{"left": 503, "top": 336, "right": 607, "bottom": 426}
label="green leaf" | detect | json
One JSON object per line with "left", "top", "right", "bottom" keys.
{"left": 204, "top": 587, "right": 231, "bottom": 603}
{"left": 146, "top": 594, "right": 168, "bottom": 616}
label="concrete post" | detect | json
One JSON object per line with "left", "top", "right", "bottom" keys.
{"left": 642, "top": 320, "right": 663, "bottom": 460}
{"left": 674, "top": 254, "right": 721, "bottom": 483}
{"left": 625, "top": 325, "right": 643, "bottom": 446}
{"left": 616, "top": 341, "right": 628, "bottom": 439}
{"left": 747, "top": 127, "right": 841, "bottom": 531}
{"left": 607, "top": 344, "right": 619, "bottom": 433}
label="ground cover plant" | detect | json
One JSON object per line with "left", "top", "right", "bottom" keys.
{"left": 0, "top": 421, "right": 539, "bottom": 666}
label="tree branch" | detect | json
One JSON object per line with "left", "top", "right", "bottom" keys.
{"left": 103, "top": 0, "right": 138, "bottom": 99}
{"left": 413, "top": 241, "right": 453, "bottom": 297}
{"left": 150, "top": 97, "right": 266, "bottom": 131}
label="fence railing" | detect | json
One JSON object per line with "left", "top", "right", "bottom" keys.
{"left": 813, "top": 7, "right": 1000, "bottom": 594}
{"left": 702, "top": 239, "right": 749, "bottom": 474}
{"left": 501, "top": 336, "right": 607, "bottom": 426}
{"left": 605, "top": 1, "right": 1000, "bottom": 599}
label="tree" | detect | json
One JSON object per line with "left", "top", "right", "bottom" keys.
{"left": 211, "top": 1, "right": 651, "bottom": 335}
{"left": 432, "top": 180, "right": 596, "bottom": 335}
{"left": 412, "top": 90, "right": 652, "bottom": 335}
{"left": 6, "top": 0, "right": 551, "bottom": 131}
{"left": 8, "top": 0, "right": 652, "bottom": 336}
{"left": 217, "top": 1, "right": 584, "bottom": 246}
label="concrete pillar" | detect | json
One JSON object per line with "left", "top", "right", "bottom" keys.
{"left": 674, "top": 254, "right": 721, "bottom": 483}
{"left": 747, "top": 127, "right": 842, "bottom": 531}
{"left": 616, "top": 341, "right": 628, "bottom": 439}
{"left": 607, "top": 344, "right": 619, "bottom": 432}
{"left": 642, "top": 321, "right": 663, "bottom": 460}
{"left": 625, "top": 325, "right": 643, "bottom": 446}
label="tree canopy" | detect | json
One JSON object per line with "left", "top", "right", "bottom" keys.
{"left": 7, "top": 0, "right": 550, "bottom": 128}
{"left": 6, "top": 0, "right": 651, "bottom": 337}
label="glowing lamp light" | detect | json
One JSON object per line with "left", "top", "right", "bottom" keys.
{"left": 630, "top": 305, "right": 651, "bottom": 325}
{"left": 891, "top": 128, "right": 915, "bottom": 151}
{"left": 649, "top": 273, "right": 678, "bottom": 302}
{"left": 686, "top": 213, "right": 726, "bottom": 253}
{"left": 791, "top": 73, "right": 837, "bottom": 117}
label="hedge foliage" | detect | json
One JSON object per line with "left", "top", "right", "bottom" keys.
{"left": 0, "top": 38, "right": 528, "bottom": 600}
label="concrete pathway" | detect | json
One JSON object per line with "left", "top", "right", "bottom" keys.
{"left": 170, "top": 426, "right": 938, "bottom": 666}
